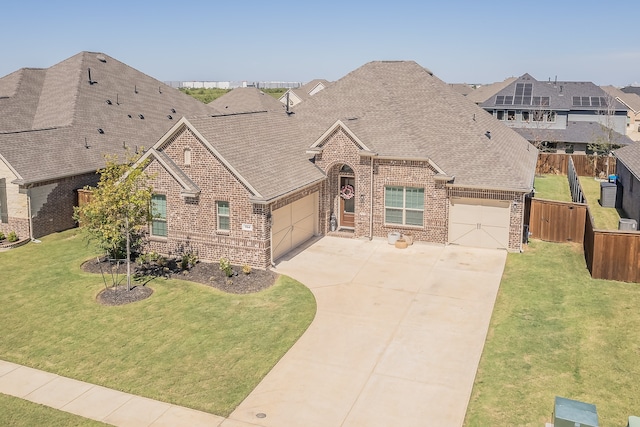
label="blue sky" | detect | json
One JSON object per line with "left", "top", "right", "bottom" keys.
{"left": 2, "top": 0, "right": 639, "bottom": 86}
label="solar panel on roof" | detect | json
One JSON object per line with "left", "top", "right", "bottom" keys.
{"left": 505, "top": 96, "right": 513, "bottom": 104}
{"left": 496, "top": 96, "right": 504, "bottom": 104}
{"left": 573, "top": 96, "right": 581, "bottom": 106}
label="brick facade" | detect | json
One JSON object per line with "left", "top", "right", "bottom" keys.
{"left": 30, "top": 173, "right": 100, "bottom": 238}
{"left": 144, "top": 123, "right": 528, "bottom": 268}
{"left": 0, "top": 172, "right": 99, "bottom": 240}
{"left": 144, "top": 127, "right": 272, "bottom": 268}
{"left": 313, "top": 126, "right": 527, "bottom": 251}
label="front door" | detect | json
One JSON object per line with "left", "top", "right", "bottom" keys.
{"left": 339, "top": 177, "right": 355, "bottom": 228}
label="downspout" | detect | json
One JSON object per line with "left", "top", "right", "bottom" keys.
{"left": 369, "top": 155, "right": 375, "bottom": 240}
{"left": 26, "top": 189, "right": 35, "bottom": 242}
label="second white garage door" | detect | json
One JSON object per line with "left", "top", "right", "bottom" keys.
{"left": 448, "top": 197, "right": 511, "bottom": 250}
{"left": 271, "top": 192, "right": 318, "bottom": 261}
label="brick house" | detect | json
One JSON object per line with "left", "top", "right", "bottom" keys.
{"left": 137, "top": 61, "right": 538, "bottom": 268}
{"left": 0, "top": 52, "right": 218, "bottom": 240}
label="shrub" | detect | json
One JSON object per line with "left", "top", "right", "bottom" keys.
{"left": 242, "top": 264, "right": 252, "bottom": 275}
{"left": 7, "top": 231, "right": 18, "bottom": 243}
{"left": 219, "top": 257, "right": 233, "bottom": 277}
{"left": 0, "top": 231, "right": 5, "bottom": 241}
{"left": 181, "top": 252, "right": 198, "bottom": 270}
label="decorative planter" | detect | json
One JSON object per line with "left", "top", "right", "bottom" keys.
{"left": 388, "top": 231, "right": 401, "bottom": 245}
{"left": 395, "top": 239, "right": 408, "bottom": 249}
{"left": 402, "top": 233, "right": 413, "bottom": 245}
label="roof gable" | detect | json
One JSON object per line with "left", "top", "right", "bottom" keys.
{"left": 292, "top": 60, "right": 537, "bottom": 191}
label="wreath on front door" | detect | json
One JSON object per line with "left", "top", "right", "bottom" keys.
{"left": 340, "top": 184, "right": 355, "bottom": 200}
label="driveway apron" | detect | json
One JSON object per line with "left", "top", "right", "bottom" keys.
{"left": 225, "top": 236, "right": 506, "bottom": 427}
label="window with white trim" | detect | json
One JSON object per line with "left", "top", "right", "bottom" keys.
{"left": 217, "top": 201, "right": 230, "bottom": 231}
{"left": 384, "top": 186, "right": 424, "bottom": 227}
{"left": 151, "top": 194, "right": 167, "bottom": 237}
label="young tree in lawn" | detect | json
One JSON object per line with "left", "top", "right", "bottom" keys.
{"left": 588, "top": 92, "right": 620, "bottom": 177}
{"left": 74, "top": 152, "right": 153, "bottom": 291}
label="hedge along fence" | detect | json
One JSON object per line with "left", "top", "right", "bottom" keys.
{"left": 537, "top": 153, "right": 617, "bottom": 177}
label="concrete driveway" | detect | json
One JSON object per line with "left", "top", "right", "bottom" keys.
{"left": 224, "top": 237, "right": 506, "bottom": 427}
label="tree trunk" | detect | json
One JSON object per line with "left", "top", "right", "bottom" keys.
{"left": 126, "top": 216, "right": 131, "bottom": 291}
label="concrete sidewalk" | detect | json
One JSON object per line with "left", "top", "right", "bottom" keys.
{"left": 0, "top": 359, "right": 225, "bottom": 426}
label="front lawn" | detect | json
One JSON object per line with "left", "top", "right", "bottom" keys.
{"left": 579, "top": 176, "right": 622, "bottom": 230}
{"left": 465, "top": 240, "right": 640, "bottom": 426}
{"left": 0, "top": 229, "right": 316, "bottom": 417}
{"left": 0, "top": 393, "right": 108, "bottom": 426}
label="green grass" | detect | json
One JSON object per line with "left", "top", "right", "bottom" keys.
{"left": 0, "top": 393, "right": 108, "bottom": 426}
{"left": 0, "top": 229, "right": 316, "bottom": 417}
{"left": 578, "top": 176, "right": 622, "bottom": 230}
{"left": 465, "top": 240, "right": 640, "bottom": 427}
{"left": 180, "top": 87, "right": 287, "bottom": 104}
{"left": 534, "top": 175, "right": 572, "bottom": 202}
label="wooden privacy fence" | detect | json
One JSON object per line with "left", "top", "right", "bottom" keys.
{"left": 583, "top": 212, "right": 640, "bottom": 283}
{"left": 528, "top": 199, "right": 587, "bottom": 243}
{"left": 537, "top": 153, "right": 617, "bottom": 177}
{"left": 528, "top": 179, "right": 640, "bottom": 282}
{"left": 75, "top": 189, "right": 93, "bottom": 226}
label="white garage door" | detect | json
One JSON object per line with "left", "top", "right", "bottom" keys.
{"left": 271, "top": 192, "right": 318, "bottom": 261}
{"left": 448, "top": 197, "right": 511, "bottom": 250}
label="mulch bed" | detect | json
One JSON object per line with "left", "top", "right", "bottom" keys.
{"left": 82, "top": 257, "right": 278, "bottom": 306}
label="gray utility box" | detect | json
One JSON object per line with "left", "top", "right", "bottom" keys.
{"left": 600, "top": 181, "right": 617, "bottom": 208}
{"left": 619, "top": 218, "right": 638, "bottom": 231}
{"left": 553, "top": 396, "right": 598, "bottom": 427}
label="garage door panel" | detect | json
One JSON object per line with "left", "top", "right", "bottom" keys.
{"left": 449, "top": 198, "right": 510, "bottom": 250}
{"left": 272, "top": 192, "right": 318, "bottom": 261}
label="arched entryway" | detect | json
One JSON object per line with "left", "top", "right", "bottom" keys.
{"left": 330, "top": 163, "right": 356, "bottom": 231}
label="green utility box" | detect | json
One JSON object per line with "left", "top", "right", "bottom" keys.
{"left": 553, "top": 396, "right": 598, "bottom": 427}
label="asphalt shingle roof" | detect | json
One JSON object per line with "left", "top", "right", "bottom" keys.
{"left": 601, "top": 85, "right": 640, "bottom": 113}
{"left": 615, "top": 142, "right": 640, "bottom": 180}
{"left": 291, "top": 61, "right": 537, "bottom": 191}
{"left": 466, "top": 77, "right": 517, "bottom": 104}
{"left": 482, "top": 74, "right": 627, "bottom": 111}
{"left": 184, "top": 112, "right": 325, "bottom": 201}
{"left": 0, "top": 51, "right": 216, "bottom": 184}
{"left": 514, "top": 121, "right": 634, "bottom": 146}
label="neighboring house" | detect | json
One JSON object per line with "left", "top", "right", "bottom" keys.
{"left": 0, "top": 52, "right": 217, "bottom": 240}
{"left": 278, "top": 79, "right": 330, "bottom": 108}
{"left": 208, "top": 87, "right": 286, "bottom": 114}
{"left": 601, "top": 85, "right": 640, "bottom": 141}
{"left": 466, "top": 77, "right": 517, "bottom": 105}
{"left": 615, "top": 142, "right": 640, "bottom": 224}
{"left": 449, "top": 83, "right": 474, "bottom": 96}
{"left": 137, "top": 61, "right": 538, "bottom": 269}
{"left": 621, "top": 85, "right": 640, "bottom": 97}
{"left": 481, "top": 73, "right": 632, "bottom": 153}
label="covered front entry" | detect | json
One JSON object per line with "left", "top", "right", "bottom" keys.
{"left": 448, "top": 197, "right": 511, "bottom": 249}
{"left": 339, "top": 176, "right": 355, "bottom": 228}
{"left": 271, "top": 192, "right": 319, "bottom": 261}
